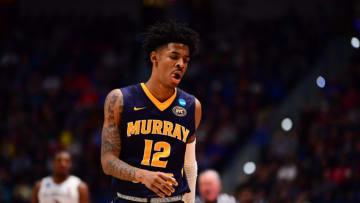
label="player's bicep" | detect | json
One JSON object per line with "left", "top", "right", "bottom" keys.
{"left": 30, "top": 181, "right": 41, "bottom": 203}
{"left": 187, "top": 135, "right": 196, "bottom": 143}
{"left": 78, "top": 182, "right": 90, "bottom": 203}
{"left": 101, "top": 89, "right": 123, "bottom": 157}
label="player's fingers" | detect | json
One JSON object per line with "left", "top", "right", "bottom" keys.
{"left": 149, "top": 185, "right": 166, "bottom": 198}
{"left": 153, "top": 181, "right": 172, "bottom": 196}
{"left": 162, "top": 181, "right": 175, "bottom": 193}
{"left": 155, "top": 176, "right": 175, "bottom": 193}
{"left": 159, "top": 173, "right": 178, "bottom": 186}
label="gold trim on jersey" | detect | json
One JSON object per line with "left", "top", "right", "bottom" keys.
{"left": 140, "top": 83, "right": 177, "bottom": 111}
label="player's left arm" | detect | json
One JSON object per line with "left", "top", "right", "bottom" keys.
{"left": 78, "top": 182, "right": 90, "bottom": 203}
{"left": 183, "top": 98, "right": 201, "bottom": 203}
{"left": 30, "top": 181, "right": 41, "bottom": 203}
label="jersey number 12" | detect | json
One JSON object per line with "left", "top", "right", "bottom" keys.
{"left": 141, "top": 139, "right": 170, "bottom": 168}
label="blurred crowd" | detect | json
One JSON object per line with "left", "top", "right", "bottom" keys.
{"left": 0, "top": 7, "right": 339, "bottom": 202}
{"left": 192, "top": 10, "right": 333, "bottom": 173}
{"left": 0, "top": 13, "right": 138, "bottom": 202}
{"left": 235, "top": 52, "right": 360, "bottom": 202}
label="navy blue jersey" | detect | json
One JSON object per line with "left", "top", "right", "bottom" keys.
{"left": 111, "top": 83, "right": 196, "bottom": 198}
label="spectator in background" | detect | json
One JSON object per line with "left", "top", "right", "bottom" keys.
{"left": 31, "top": 151, "right": 90, "bottom": 203}
{"left": 234, "top": 184, "right": 254, "bottom": 203}
{"left": 196, "top": 170, "right": 236, "bottom": 203}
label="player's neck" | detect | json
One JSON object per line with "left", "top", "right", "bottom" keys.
{"left": 52, "top": 175, "right": 69, "bottom": 184}
{"left": 144, "top": 79, "right": 175, "bottom": 102}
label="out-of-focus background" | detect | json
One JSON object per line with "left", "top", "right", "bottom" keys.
{"left": 1, "top": 0, "right": 360, "bottom": 202}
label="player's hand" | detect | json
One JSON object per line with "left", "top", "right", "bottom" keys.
{"left": 138, "top": 170, "right": 178, "bottom": 198}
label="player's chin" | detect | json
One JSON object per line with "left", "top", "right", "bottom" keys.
{"left": 57, "top": 172, "right": 68, "bottom": 178}
{"left": 59, "top": 169, "right": 69, "bottom": 176}
{"left": 167, "top": 82, "right": 179, "bottom": 89}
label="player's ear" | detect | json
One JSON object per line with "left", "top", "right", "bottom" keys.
{"left": 150, "top": 51, "right": 158, "bottom": 67}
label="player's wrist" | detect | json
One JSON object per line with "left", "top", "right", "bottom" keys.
{"left": 135, "top": 168, "right": 147, "bottom": 184}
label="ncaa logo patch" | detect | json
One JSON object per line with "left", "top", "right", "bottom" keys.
{"left": 178, "top": 98, "right": 186, "bottom": 106}
{"left": 172, "top": 106, "right": 187, "bottom": 117}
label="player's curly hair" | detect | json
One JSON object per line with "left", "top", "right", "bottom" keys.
{"left": 143, "top": 20, "right": 199, "bottom": 68}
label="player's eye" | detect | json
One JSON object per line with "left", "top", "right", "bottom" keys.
{"left": 170, "top": 55, "right": 178, "bottom": 60}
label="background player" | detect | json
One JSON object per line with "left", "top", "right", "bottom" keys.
{"left": 100, "top": 20, "right": 201, "bottom": 203}
{"left": 31, "top": 151, "right": 90, "bottom": 203}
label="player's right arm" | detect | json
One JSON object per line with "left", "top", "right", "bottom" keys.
{"left": 30, "top": 181, "right": 41, "bottom": 203}
{"left": 100, "top": 89, "right": 177, "bottom": 198}
{"left": 78, "top": 182, "right": 90, "bottom": 203}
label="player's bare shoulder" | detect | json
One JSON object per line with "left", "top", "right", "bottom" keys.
{"left": 104, "top": 89, "right": 124, "bottom": 116}
{"left": 78, "top": 181, "right": 90, "bottom": 203}
{"left": 30, "top": 180, "right": 41, "bottom": 203}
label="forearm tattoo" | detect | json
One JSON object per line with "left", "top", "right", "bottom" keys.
{"left": 101, "top": 90, "right": 137, "bottom": 181}
{"left": 107, "top": 158, "right": 136, "bottom": 181}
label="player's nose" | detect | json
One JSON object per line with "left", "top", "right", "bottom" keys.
{"left": 176, "top": 59, "right": 185, "bottom": 70}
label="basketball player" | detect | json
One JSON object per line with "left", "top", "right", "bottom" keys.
{"left": 101, "top": 20, "right": 201, "bottom": 203}
{"left": 31, "top": 151, "right": 90, "bottom": 203}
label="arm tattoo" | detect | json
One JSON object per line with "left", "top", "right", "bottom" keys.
{"left": 101, "top": 91, "right": 122, "bottom": 156}
{"left": 101, "top": 140, "right": 116, "bottom": 155}
{"left": 101, "top": 90, "right": 138, "bottom": 182}
{"left": 106, "top": 158, "right": 136, "bottom": 181}
{"left": 107, "top": 94, "right": 118, "bottom": 122}
{"left": 101, "top": 126, "right": 120, "bottom": 155}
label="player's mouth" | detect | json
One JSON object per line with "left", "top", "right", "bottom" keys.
{"left": 171, "top": 71, "right": 182, "bottom": 84}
